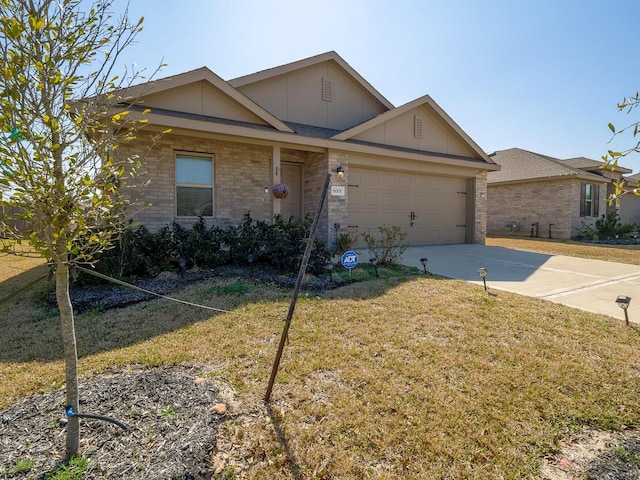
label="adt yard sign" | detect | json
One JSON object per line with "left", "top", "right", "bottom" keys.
{"left": 341, "top": 250, "right": 359, "bottom": 270}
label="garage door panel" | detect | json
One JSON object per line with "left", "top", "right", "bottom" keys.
{"left": 349, "top": 168, "right": 469, "bottom": 246}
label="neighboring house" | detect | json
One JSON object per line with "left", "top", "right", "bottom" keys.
{"left": 487, "top": 148, "right": 609, "bottom": 239}
{"left": 556, "top": 156, "right": 632, "bottom": 215}
{"left": 115, "top": 51, "right": 499, "bottom": 247}
{"left": 619, "top": 172, "right": 640, "bottom": 225}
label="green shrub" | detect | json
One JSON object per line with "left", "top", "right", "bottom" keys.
{"left": 577, "top": 222, "right": 599, "bottom": 240}
{"left": 595, "top": 212, "right": 621, "bottom": 239}
{"left": 222, "top": 212, "right": 271, "bottom": 265}
{"left": 360, "top": 225, "right": 408, "bottom": 265}
{"left": 578, "top": 212, "right": 637, "bottom": 241}
{"left": 82, "top": 212, "right": 332, "bottom": 282}
{"left": 335, "top": 231, "right": 358, "bottom": 253}
{"left": 261, "top": 214, "right": 332, "bottom": 274}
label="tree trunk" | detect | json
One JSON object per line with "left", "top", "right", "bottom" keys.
{"left": 55, "top": 256, "right": 80, "bottom": 459}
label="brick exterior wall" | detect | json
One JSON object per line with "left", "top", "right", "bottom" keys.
{"left": 487, "top": 179, "right": 606, "bottom": 239}
{"left": 327, "top": 151, "right": 349, "bottom": 248}
{"left": 118, "top": 133, "right": 490, "bottom": 247}
{"left": 474, "top": 171, "right": 487, "bottom": 244}
{"left": 120, "top": 133, "right": 273, "bottom": 232}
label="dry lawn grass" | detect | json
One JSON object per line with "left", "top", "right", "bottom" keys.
{"left": 2, "top": 248, "right": 640, "bottom": 478}
{"left": 488, "top": 235, "right": 640, "bottom": 265}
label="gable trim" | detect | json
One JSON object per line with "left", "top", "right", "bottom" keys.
{"left": 332, "top": 94, "right": 495, "bottom": 165}
{"left": 229, "top": 51, "right": 395, "bottom": 111}
{"left": 113, "top": 67, "right": 294, "bottom": 134}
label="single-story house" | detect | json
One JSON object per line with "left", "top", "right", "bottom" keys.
{"left": 115, "top": 51, "right": 499, "bottom": 247}
{"left": 487, "top": 148, "right": 614, "bottom": 239}
{"left": 619, "top": 172, "right": 640, "bottom": 225}
{"left": 556, "top": 156, "right": 632, "bottom": 216}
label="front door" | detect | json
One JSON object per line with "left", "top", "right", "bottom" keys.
{"left": 280, "top": 162, "right": 302, "bottom": 220}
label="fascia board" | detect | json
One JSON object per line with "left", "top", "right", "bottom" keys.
{"left": 488, "top": 174, "right": 610, "bottom": 186}
{"left": 138, "top": 111, "right": 500, "bottom": 172}
{"left": 106, "top": 67, "right": 294, "bottom": 134}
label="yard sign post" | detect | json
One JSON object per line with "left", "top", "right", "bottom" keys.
{"left": 341, "top": 250, "right": 358, "bottom": 276}
{"left": 265, "top": 173, "right": 332, "bottom": 403}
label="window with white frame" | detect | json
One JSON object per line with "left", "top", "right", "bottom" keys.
{"left": 176, "top": 153, "right": 213, "bottom": 216}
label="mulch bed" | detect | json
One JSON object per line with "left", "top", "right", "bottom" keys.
{"left": 53, "top": 265, "right": 351, "bottom": 314}
{"left": 0, "top": 365, "right": 243, "bottom": 479}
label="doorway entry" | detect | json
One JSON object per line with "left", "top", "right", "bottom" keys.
{"left": 280, "top": 162, "right": 302, "bottom": 220}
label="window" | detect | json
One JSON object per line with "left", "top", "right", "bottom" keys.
{"left": 580, "top": 182, "right": 599, "bottom": 217}
{"left": 176, "top": 154, "right": 213, "bottom": 216}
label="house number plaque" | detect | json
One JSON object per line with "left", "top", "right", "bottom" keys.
{"left": 331, "top": 186, "right": 345, "bottom": 196}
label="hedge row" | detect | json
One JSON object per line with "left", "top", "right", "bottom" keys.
{"left": 89, "top": 213, "right": 333, "bottom": 282}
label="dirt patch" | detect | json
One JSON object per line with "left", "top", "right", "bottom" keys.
{"left": 541, "top": 427, "right": 640, "bottom": 479}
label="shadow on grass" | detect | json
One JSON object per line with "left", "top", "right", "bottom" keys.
{"left": 265, "top": 403, "right": 303, "bottom": 480}
{"left": 0, "top": 262, "right": 48, "bottom": 304}
{"left": 0, "top": 263, "right": 432, "bottom": 364}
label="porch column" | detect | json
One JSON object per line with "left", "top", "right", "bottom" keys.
{"left": 474, "top": 170, "right": 487, "bottom": 244}
{"left": 272, "top": 146, "right": 281, "bottom": 218}
{"left": 328, "top": 151, "right": 349, "bottom": 249}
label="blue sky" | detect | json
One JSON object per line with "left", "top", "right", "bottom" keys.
{"left": 114, "top": 0, "right": 640, "bottom": 172}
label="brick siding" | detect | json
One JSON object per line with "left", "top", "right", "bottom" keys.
{"left": 487, "top": 179, "right": 606, "bottom": 239}
{"left": 474, "top": 171, "right": 487, "bottom": 244}
{"left": 120, "top": 133, "right": 272, "bottom": 232}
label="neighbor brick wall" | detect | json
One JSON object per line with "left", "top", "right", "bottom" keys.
{"left": 487, "top": 179, "right": 606, "bottom": 239}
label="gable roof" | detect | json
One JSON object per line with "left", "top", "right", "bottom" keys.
{"left": 106, "top": 53, "right": 499, "bottom": 171}
{"left": 229, "top": 51, "right": 394, "bottom": 111}
{"left": 113, "top": 66, "right": 294, "bottom": 133}
{"left": 488, "top": 148, "right": 608, "bottom": 185}
{"left": 559, "top": 156, "right": 632, "bottom": 174}
{"left": 332, "top": 94, "right": 494, "bottom": 164}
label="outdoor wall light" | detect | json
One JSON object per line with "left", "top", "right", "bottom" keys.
{"left": 615, "top": 295, "right": 631, "bottom": 325}
{"left": 420, "top": 257, "right": 428, "bottom": 274}
{"left": 478, "top": 267, "right": 488, "bottom": 291}
{"left": 264, "top": 187, "right": 269, "bottom": 194}
{"left": 336, "top": 165, "right": 345, "bottom": 178}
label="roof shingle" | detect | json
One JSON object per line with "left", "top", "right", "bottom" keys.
{"left": 488, "top": 148, "right": 608, "bottom": 184}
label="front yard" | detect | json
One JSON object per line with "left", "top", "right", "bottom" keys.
{"left": 2, "top": 239, "right": 640, "bottom": 478}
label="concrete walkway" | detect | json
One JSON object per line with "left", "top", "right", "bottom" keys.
{"left": 401, "top": 244, "right": 640, "bottom": 323}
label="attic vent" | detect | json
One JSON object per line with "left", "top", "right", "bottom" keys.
{"left": 414, "top": 115, "right": 424, "bottom": 139}
{"left": 322, "top": 78, "right": 332, "bottom": 102}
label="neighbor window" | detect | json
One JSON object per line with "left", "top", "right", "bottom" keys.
{"left": 580, "top": 182, "right": 599, "bottom": 217}
{"left": 176, "top": 153, "right": 213, "bottom": 216}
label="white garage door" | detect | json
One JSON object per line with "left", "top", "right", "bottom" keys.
{"left": 348, "top": 168, "right": 469, "bottom": 246}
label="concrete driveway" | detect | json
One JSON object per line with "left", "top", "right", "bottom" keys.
{"left": 401, "top": 244, "right": 640, "bottom": 323}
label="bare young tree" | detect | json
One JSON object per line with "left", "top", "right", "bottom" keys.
{"left": 0, "top": 0, "right": 163, "bottom": 458}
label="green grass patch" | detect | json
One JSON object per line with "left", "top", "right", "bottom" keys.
{"left": 43, "top": 456, "right": 89, "bottom": 480}
{"left": 7, "top": 458, "right": 35, "bottom": 474}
